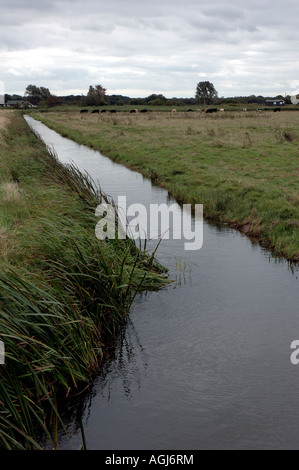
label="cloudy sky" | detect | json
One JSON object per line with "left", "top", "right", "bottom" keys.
{"left": 1, "top": 0, "right": 299, "bottom": 98}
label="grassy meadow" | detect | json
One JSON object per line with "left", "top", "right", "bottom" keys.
{"left": 31, "top": 108, "right": 299, "bottom": 261}
{"left": 0, "top": 111, "right": 168, "bottom": 449}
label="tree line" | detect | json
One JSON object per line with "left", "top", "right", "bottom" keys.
{"left": 4, "top": 82, "right": 291, "bottom": 107}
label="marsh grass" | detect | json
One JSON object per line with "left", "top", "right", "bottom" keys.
{"left": 30, "top": 109, "right": 299, "bottom": 260}
{"left": 0, "top": 113, "right": 169, "bottom": 449}
{"left": 242, "top": 132, "right": 253, "bottom": 148}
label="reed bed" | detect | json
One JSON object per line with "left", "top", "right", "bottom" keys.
{"left": 0, "top": 113, "right": 168, "bottom": 449}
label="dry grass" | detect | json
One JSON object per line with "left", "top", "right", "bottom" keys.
{"left": 0, "top": 182, "right": 21, "bottom": 201}
{"left": 0, "top": 110, "right": 13, "bottom": 131}
{"left": 35, "top": 109, "right": 299, "bottom": 148}
{"left": 0, "top": 227, "right": 10, "bottom": 260}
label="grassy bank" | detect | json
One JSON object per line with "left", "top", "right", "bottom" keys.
{"left": 0, "top": 112, "right": 168, "bottom": 449}
{"left": 30, "top": 109, "right": 299, "bottom": 261}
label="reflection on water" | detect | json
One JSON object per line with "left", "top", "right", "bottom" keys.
{"left": 98, "top": 319, "right": 149, "bottom": 401}
{"left": 25, "top": 116, "right": 299, "bottom": 450}
{"left": 40, "top": 317, "right": 149, "bottom": 450}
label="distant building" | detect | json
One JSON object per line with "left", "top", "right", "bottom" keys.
{"left": 6, "top": 100, "right": 36, "bottom": 108}
{"left": 0, "top": 95, "right": 5, "bottom": 106}
{"left": 265, "top": 99, "right": 285, "bottom": 106}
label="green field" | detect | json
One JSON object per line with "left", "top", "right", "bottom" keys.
{"left": 31, "top": 108, "right": 299, "bottom": 261}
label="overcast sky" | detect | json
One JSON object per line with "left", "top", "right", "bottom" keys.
{"left": 1, "top": 0, "right": 299, "bottom": 98}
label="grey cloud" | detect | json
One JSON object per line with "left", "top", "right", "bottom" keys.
{"left": 200, "top": 5, "right": 244, "bottom": 20}
{"left": 0, "top": 0, "right": 299, "bottom": 97}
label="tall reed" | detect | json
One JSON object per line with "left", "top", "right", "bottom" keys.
{"left": 0, "top": 114, "right": 169, "bottom": 449}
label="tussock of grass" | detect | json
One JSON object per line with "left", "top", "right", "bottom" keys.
{"left": 0, "top": 182, "right": 21, "bottom": 202}
{"left": 30, "top": 109, "right": 299, "bottom": 260}
{"left": 0, "top": 113, "right": 168, "bottom": 449}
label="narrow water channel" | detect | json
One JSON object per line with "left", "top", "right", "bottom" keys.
{"left": 25, "top": 115, "right": 299, "bottom": 450}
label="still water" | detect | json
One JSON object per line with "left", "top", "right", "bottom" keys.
{"left": 25, "top": 115, "right": 299, "bottom": 450}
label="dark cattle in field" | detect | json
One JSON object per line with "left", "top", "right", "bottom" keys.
{"left": 187, "top": 109, "right": 193, "bottom": 112}
{"left": 140, "top": 109, "right": 148, "bottom": 113}
{"left": 101, "top": 109, "right": 106, "bottom": 113}
{"left": 80, "top": 109, "right": 88, "bottom": 113}
{"left": 205, "top": 108, "right": 217, "bottom": 113}
{"left": 130, "top": 109, "right": 138, "bottom": 113}
{"left": 110, "top": 109, "right": 117, "bottom": 113}
{"left": 274, "top": 108, "right": 281, "bottom": 112}
{"left": 91, "top": 109, "right": 100, "bottom": 114}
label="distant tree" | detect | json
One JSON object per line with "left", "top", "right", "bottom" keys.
{"left": 95, "top": 85, "right": 109, "bottom": 105}
{"left": 24, "top": 85, "right": 64, "bottom": 107}
{"left": 168, "top": 98, "right": 185, "bottom": 106}
{"left": 40, "top": 87, "right": 51, "bottom": 100}
{"left": 86, "top": 86, "right": 96, "bottom": 106}
{"left": 11, "top": 94, "right": 23, "bottom": 100}
{"left": 195, "top": 81, "right": 218, "bottom": 106}
{"left": 25, "top": 85, "right": 51, "bottom": 104}
{"left": 130, "top": 98, "right": 146, "bottom": 105}
{"left": 24, "top": 85, "right": 39, "bottom": 103}
{"left": 59, "top": 94, "right": 83, "bottom": 105}
{"left": 109, "top": 94, "right": 131, "bottom": 106}
{"left": 146, "top": 94, "right": 168, "bottom": 105}
{"left": 45, "top": 94, "right": 63, "bottom": 108}
{"left": 86, "top": 85, "right": 109, "bottom": 106}
{"left": 182, "top": 97, "right": 196, "bottom": 105}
